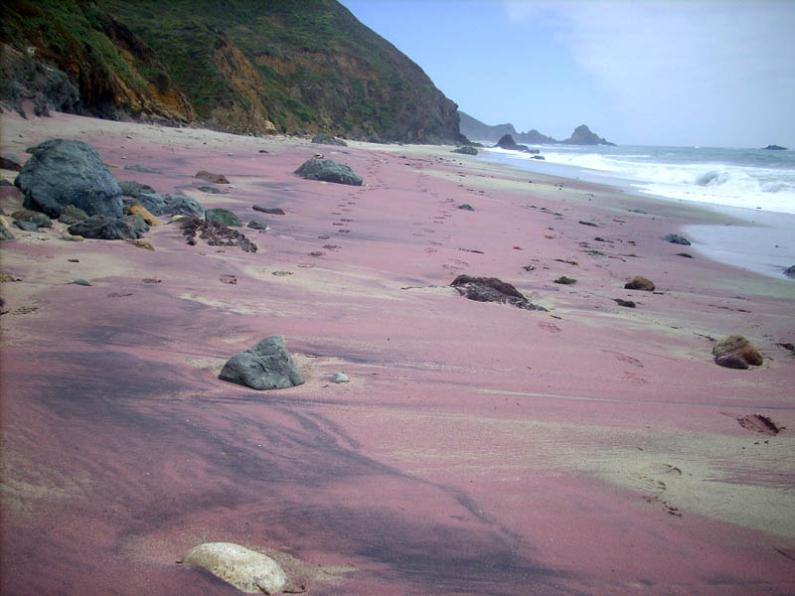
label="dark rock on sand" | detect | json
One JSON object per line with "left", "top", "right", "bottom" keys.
{"left": 784, "top": 265, "right": 795, "bottom": 278}
{"left": 294, "top": 158, "right": 363, "bottom": 186}
{"left": 614, "top": 298, "right": 636, "bottom": 308}
{"left": 713, "top": 335, "right": 763, "bottom": 369}
{"left": 531, "top": 155, "right": 546, "bottom": 160}
{"left": 205, "top": 208, "right": 241, "bottom": 227}
{"left": 197, "top": 185, "right": 223, "bottom": 194}
{"left": 579, "top": 220, "right": 598, "bottom": 227}
{"left": 452, "top": 146, "right": 478, "bottom": 155}
{"left": 180, "top": 216, "right": 257, "bottom": 253}
{"left": 195, "top": 170, "right": 230, "bottom": 184}
{"left": 15, "top": 139, "right": 123, "bottom": 218}
{"left": 12, "top": 208, "right": 52, "bottom": 229}
{"left": 124, "top": 164, "right": 161, "bottom": 174}
{"left": 58, "top": 204, "right": 89, "bottom": 225}
{"left": 0, "top": 155, "right": 22, "bottom": 171}
{"left": 247, "top": 219, "right": 269, "bottom": 231}
{"left": 676, "top": 252, "right": 694, "bottom": 258}
{"left": 68, "top": 215, "right": 148, "bottom": 240}
{"left": 14, "top": 219, "right": 39, "bottom": 232}
{"left": 458, "top": 203, "right": 475, "bottom": 211}
{"left": 253, "top": 205, "right": 285, "bottom": 215}
{"left": 736, "top": 414, "right": 782, "bottom": 435}
{"left": 451, "top": 275, "right": 546, "bottom": 311}
{"left": 219, "top": 336, "right": 304, "bottom": 390}
{"left": 120, "top": 181, "right": 203, "bottom": 217}
{"left": 664, "top": 233, "right": 691, "bottom": 246}
{"left": 311, "top": 133, "right": 347, "bottom": 146}
{"left": 624, "top": 276, "right": 655, "bottom": 291}
{"left": 554, "top": 276, "right": 577, "bottom": 285}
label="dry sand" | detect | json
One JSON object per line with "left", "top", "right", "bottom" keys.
{"left": 1, "top": 110, "right": 794, "bottom": 594}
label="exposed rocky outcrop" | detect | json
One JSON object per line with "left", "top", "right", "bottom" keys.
{"left": 219, "top": 336, "right": 305, "bottom": 390}
{"left": 712, "top": 335, "right": 763, "bottom": 369}
{"left": 451, "top": 275, "right": 546, "bottom": 311}
{"left": 182, "top": 542, "right": 288, "bottom": 594}
{"left": 4, "top": 1, "right": 463, "bottom": 142}
{"left": 458, "top": 112, "right": 564, "bottom": 145}
{"left": 562, "top": 124, "right": 615, "bottom": 146}
{"left": 495, "top": 134, "right": 538, "bottom": 154}
{"left": 295, "top": 158, "right": 363, "bottom": 186}
{"left": 452, "top": 146, "right": 478, "bottom": 155}
{"left": 15, "top": 139, "right": 123, "bottom": 218}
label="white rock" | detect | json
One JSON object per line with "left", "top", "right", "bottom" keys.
{"left": 183, "top": 542, "right": 287, "bottom": 594}
{"left": 331, "top": 372, "right": 349, "bottom": 384}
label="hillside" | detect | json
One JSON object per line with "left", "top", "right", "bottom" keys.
{"left": 1, "top": 0, "right": 464, "bottom": 143}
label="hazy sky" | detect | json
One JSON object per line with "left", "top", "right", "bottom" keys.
{"left": 340, "top": 0, "right": 795, "bottom": 147}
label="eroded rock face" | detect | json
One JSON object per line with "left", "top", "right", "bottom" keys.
{"left": 182, "top": 542, "right": 287, "bottom": 594}
{"left": 219, "top": 336, "right": 304, "bottom": 390}
{"left": 294, "top": 158, "right": 363, "bottom": 186}
{"left": 451, "top": 275, "right": 546, "bottom": 311}
{"left": 624, "top": 276, "right": 655, "bottom": 291}
{"left": 15, "top": 139, "right": 123, "bottom": 218}
{"left": 713, "top": 335, "right": 763, "bottom": 369}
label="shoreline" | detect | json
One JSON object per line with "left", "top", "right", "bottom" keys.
{"left": 2, "top": 110, "right": 794, "bottom": 594}
{"left": 477, "top": 147, "right": 795, "bottom": 280}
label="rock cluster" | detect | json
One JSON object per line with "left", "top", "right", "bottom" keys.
{"left": 180, "top": 216, "right": 257, "bottom": 252}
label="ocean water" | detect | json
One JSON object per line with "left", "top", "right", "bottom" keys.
{"left": 478, "top": 143, "right": 795, "bottom": 279}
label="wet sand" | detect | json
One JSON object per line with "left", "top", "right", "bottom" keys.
{"left": 1, "top": 111, "right": 794, "bottom": 594}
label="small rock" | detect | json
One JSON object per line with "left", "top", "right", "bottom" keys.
{"left": 68, "top": 279, "right": 92, "bottom": 286}
{"left": 676, "top": 252, "right": 693, "bottom": 259}
{"left": 12, "top": 208, "right": 52, "bottom": 229}
{"left": 58, "top": 204, "right": 89, "bottom": 225}
{"left": 0, "top": 155, "right": 23, "bottom": 171}
{"left": 130, "top": 238, "right": 154, "bottom": 250}
{"left": 128, "top": 204, "right": 160, "bottom": 226}
{"left": 554, "top": 276, "right": 577, "bottom": 285}
{"left": 253, "top": 205, "right": 285, "bottom": 215}
{"left": 331, "top": 372, "right": 350, "bottom": 384}
{"left": 219, "top": 336, "right": 305, "bottom": 390}
{"left": 196, "top": 185, "right": 222, "bottom": 194}
{"left": 195, "top": 170, "right": 230, "bottom": 184}
{"left": 124, "top": 164, "right": 161, "bottom": 174}
{"left": 522, "top": 264, "right": 536, "bottom": 272}
{"left": 182, "top": 542, "right": 287, "bottom": 595}
{"left": 205, "top": 208, "right": 241, "bottom": 227}
{"left": 451, "top": 275, "right": 546, "bottom": 311}
{"left": 614, "top": 298, "right": 636, "bottom": 308}
{"left": 220, "top": 274, "right": 237, "bottom": 284}
{"left": 247, "top": 219, "right": 269, "bottom": 231}
{"left": 713, "top": 335, "right": 763, "bottom": 369}
{"left": 736, "top": 414, "right": 782, "bottom": 435}
{"left": 181, "top": 216, "right": 256, "bottom": 253}
{"left": 457, "top": 203, "right": 475, "bottom": 211}
{"left": 311, "top": 133, "right": 347, "bottom": 146}
{"left": 664, "top": 233, "right": 691, "bottom": 246}
{"left": 294, "top": 158, "right": 363, "bottom": 186}
{"left": 452, "top": 146, "right": 478, "bottom": 155}
{"left": 578, "top": 220, "right": 598, "bottom": 227}
{"left": 624, "top": 276, "right": 655, "bottom": 291}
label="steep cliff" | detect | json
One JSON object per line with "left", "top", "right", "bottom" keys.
{"left": 2, "top": 0, "right": 463, "bottom": 143}
{"left": 1, "top": 1, "right": 194, "bottom": 123}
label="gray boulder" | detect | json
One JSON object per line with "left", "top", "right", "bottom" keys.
{"left": 68, "top": 215, "right": 148, "bottom": 240}
{"left": 219, "top": 336, "right": 304, "bottom": 390}
{"left": 15, "top": 139, "right": 123, "bottom": 218}
{"left": 295, "top": 158, "right": 363, "bottom": 186}
{"left": 12, "top": 208, "right": 52, "bottom": 229}
{"left": 58, "top": 204, "right": 89, "bottom": 225}
{"left": 120, "top": 181, "right": 202, "bottom": 217}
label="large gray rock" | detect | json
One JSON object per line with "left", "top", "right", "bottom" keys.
{"left": 295, "top": 158, "right": 363, "bottom": 186}
{"left": 15, "top": 139, "right": 123, "bottom": 218}
{"left": 219, "top": 336, "right": 304, "bottom": 390}
{"left": 120, "top": 181, "right": 202, "bottom": 217}
{"left": 68, "top": 215, "right": 148, "bottom": 240}
{"left": 182, "top": 542, "right": 287, "bottom": 594}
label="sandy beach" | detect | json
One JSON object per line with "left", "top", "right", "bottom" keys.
{"left": 1, "top": 110, "right": 794, "bottom": 594}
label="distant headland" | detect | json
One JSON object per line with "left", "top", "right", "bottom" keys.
{"left": 459, "top": 112, "right": 615, "bottom": 146}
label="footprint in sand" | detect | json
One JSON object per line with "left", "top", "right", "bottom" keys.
{"left": 605, "top": 351, "right": 644, "bottom": 368}
{"left": 623, "top": 371, "right": 648, "bottom": 385}
{"left": 538, "top": 321, "right": 561, "bottom": 334}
